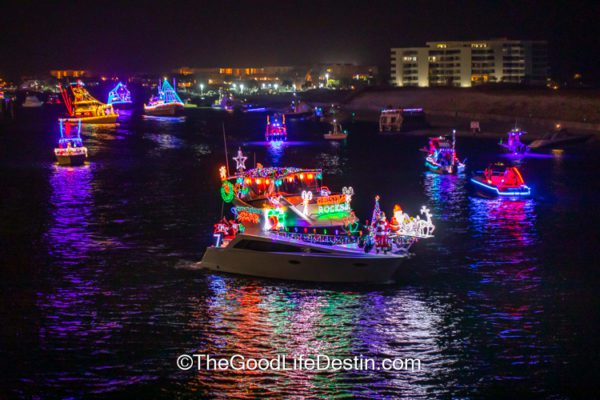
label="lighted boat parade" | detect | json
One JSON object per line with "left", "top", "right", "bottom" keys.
{"left": 200, "top": 149, "right": 435, "bottom": 283}
{"left": 53, "top": 118, "right": 88, "bottom": 166}
{"left": 144, "top": 78, "right": 184, "bottom": 116}
{"left": 59, "top": 81, "right": 118, "bottom": 123}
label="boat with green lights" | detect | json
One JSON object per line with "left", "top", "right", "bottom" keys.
{"left": 200, "top": 148, "right": 435, "bottom": 283}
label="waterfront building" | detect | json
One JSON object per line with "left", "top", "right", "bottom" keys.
{"left": 390, "top": 38, "right": 549, "bottom": 87}
{"left": 50, "top": 70, "right": 89, "bottom": 79}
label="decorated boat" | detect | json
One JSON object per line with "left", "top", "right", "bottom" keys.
{"left": 323, "top": 119, "right": 348, "bottom": 140}
{"left": 423, "top": 130, "right": 465, "bottom": 174}
{"left": 22, "top": 95, "right": 43, "bottom": 108}
{"left": 284, "top": 100, "right": 313, "bottom": 119}
{"left": 54, "top": 119, "right": 88, "bottom": 166}
{"left": 144, "top": 78, "right": 184, "bottom": 116}
{"left": 265, "top": 114, "right": 287, "bottom": 142}
{"left": 107, "top": 82, "right": 132, "bottom": 108}
{"left": 59, "top": 81, "right": 118, "bottom": 123}
{"left": 470, "top": 163, "right": 531, "bottom": 197}
{"left": 499, "top": 127, "right": 529, "bottom": 154}
{"left": 199, "top": 148, "right": 435, "bottom": 283}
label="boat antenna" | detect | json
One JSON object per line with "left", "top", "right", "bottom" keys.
{"left": 253, "top": 152, "right": 256, "bottom": 168}
{"left": 222, "top": 122, "right": 230, "bottom": 176}
{"left": 452, "top": 129, "right": 456, "bottom": 152}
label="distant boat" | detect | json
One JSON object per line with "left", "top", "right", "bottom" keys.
{"left": 422, "top": 131, "right": 465, "bottom": 174}
{"left": 22, "top": 95, "right": 43, "bottom": 108}
{"left": 144, "top": 78, "right": 184, "bottom": 116}
{"left": 54, "top": 119, "right": 88, "bottom": 166}
{"left": 59, "top": 81, "right": 118, "bottom": 124}
{"left": 529, "top": 129, "right": 591, "bottom": 149}
{"left": 107, "top": 82, "right": 132, "bottom": 108}
{"left": 284, "top": 100, "right": 313, "bottom": 119}
{"left": 499, "top": 127, "right": 529, "bottom": 155}
{"left": 323, "top": 119, "right": 348, "bottom": 140}
{"left": 265, "top": 114, "right": 287, "bottom": 141}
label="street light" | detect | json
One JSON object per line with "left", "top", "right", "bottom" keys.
{"left": 240, "top": 83, "right": 244, "bottom": 94}
{"left": 325, "top": 73, "right": 329, "bottom": 86}
{"left": 274, "top": 83, "right": 279, "bottom": 91}
{"left": 199, "top": 83, "right": 204, "bottom": 95}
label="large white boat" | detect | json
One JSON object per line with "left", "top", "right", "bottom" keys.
{"left": 199, "top": 149, "right": 435, "bottom": 283}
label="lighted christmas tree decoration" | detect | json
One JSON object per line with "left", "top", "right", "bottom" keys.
{"left": 107, "top": 82, "right": 132, "bottom": 107}
{"left": 233, "top": 147, "right": 248, "bottom": 171}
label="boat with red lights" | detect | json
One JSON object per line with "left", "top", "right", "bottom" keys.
{"left": 54, "top": 119, "right": 88, "bottom": 166}
{"left": 59, "top": 81, "right": 118, "bottom": 124}
{"left": 470, "top": 163, "right": 531, "bottom": 197}
{"left": 499, "top": 127, "right": 529, "bottom": 154}
{"left": 144, "top": 78, "right": 184, "bottom": 116}
{"left": 199, "top": 149, "right": 435, "bottom": 283}
{"left": 423, "top": 131, "right": 465, "bottom": 174}
{"left": 265, "top": 114, "right": 287, "bottom": 141}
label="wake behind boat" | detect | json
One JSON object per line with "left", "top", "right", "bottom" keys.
{"left": 200, "top": 149, "right": 435, "bottom": 283}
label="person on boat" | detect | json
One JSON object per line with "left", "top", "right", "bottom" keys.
{"left": 374, "top": 213, "right": 391, "bottom": 253}
{"left": 484, "top": 165, "right": 494, "bottom": 183}
{"left": 503, "top": 167, "right": 523, "bottom": 187}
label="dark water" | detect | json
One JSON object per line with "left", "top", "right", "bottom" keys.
{"left": 1, "top": 108, "right": 599, "bottom": 399}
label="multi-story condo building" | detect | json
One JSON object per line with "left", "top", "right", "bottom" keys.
{"left": 391, "top": 38, "right": 549, "bottom": 87}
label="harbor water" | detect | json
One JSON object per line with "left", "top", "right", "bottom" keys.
{"left": 1, "top": 108, "right": 599, "bottom": 398}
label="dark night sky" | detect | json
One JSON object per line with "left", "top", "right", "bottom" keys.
{"left": 1, "top": 0, "right": 598, "bottom": 80}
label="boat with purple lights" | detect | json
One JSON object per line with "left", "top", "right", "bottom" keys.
{"left": 199, "top": 149, "right": 435, "bottom": 283}
{"left": 499, "top": 127, "right": 530, "bottom": 155}
{"left": 265, "top": 114, "right": 287, "bottom": 141}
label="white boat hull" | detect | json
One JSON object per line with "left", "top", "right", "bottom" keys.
{"left": 200, "top": 235, "right": 405, "bottom": 284}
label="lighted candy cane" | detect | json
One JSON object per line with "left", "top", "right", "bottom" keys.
{"left": 342, "top": 186, "right": 354, "bottom": 205}
{"left": 301, "top": 190, "right": 313, "bottom": 215}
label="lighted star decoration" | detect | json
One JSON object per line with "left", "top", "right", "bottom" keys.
{"left": 233, "top": 147, "right": 247, "bottom": 171}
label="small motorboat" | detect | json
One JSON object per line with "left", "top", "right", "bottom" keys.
{"left": 199, "top": 152, "right": 435, "bottom": 283}
{"left": 529, "top": 128, "right": 591, "bottom": 149}
{"left": 265, "top": 114, "right": 287, "bottom": 142}
{"left": 422, "top": 130, "right": 465, "bottom": 174}
{"left": 499, "top": 127, "right": 529, "bottom": 154}
{"left": 144, "top": 78, "right": 184, "bottom": 116}
{"left": 470, "top": 163, "right": 531, "bottom": 197}
{"left": 54, "top": 119, "right": 88, "bottom": 166}
{"left": 323, "top": 119, "right": 348, "bottom": 140}
{"left": 22, "top": 95, "right": 43, "bottom": 108}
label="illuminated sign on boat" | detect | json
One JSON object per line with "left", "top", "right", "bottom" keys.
{"left": 317, "top": 194, "right": 346, "bottom": 206}
{"left": 318, "top": 202, "right": 350, "bottom": 214}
